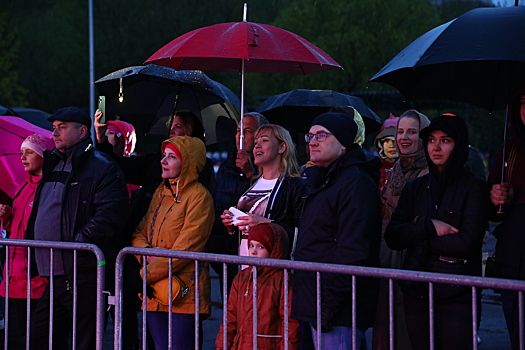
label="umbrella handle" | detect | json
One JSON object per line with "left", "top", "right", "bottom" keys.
{"left": 497, "top": 103, "right": 511, "bottom": 215}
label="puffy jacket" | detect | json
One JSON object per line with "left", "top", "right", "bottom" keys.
{"left": 292, "top": 147, "right": 382, "bottom": 328}
{"left": 216, "top": 223, "right": 300, "bottom": 350}
{"left": 132, "top": 136, "right": 214, "bottom": 315}
{"left": 25, "top": 137, "right": 129, "bottom": 281}
{"left": 1, "top": 173, "right": 48, "bottom": 298}
{"left": 385, "top": 114, "right": 489, "bottom": 299}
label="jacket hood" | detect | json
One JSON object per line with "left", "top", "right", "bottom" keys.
{"left": 374, "top": 127, "right": 396, "bottom": 161}
{"left": 161, "top": 136, "right": 206, "bottom": 190}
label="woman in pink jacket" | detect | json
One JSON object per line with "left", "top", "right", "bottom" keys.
{"left": 0, "top": 133, "right": 52, "bottom": 347}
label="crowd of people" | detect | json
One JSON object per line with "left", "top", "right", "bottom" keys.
{"left": 0, "top": 86, "right": 523, "bottom": 350}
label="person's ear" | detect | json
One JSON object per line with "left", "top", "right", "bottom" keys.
{"left": 278, "top": 142, "right": 287, "bottom": 154}
{"left": 79, "top": 125, "right": 89, "bottom": 139}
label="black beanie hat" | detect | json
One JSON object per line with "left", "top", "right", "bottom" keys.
{"left": 310, "top": 113, "right": 357, "bottom": 150}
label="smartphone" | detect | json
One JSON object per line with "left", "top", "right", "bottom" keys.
{"left": 98, "top": 96, "right": 106, "bottom": 124}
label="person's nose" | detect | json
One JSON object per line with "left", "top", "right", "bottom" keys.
{"left": 160, "top": 156, "right": 168, "bottom": 164}
{"left": 434, "top": 141, "right": 442, "bottom": 151}
{"left": 52, "top": 129, "right": 59, "bottom": 137}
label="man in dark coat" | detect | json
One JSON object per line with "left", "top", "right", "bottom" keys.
{"left": 25, "top": 107, "right": 129, "bottom": 350}
{"left": 292, "top": 112, "right": 382, "bottom": 349}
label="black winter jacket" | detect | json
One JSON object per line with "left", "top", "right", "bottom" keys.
{"left": 292, "top": 147, "right": 382, "bottom": 328}
{"left": 26, "top": 138, "right": 129, "bottom": 281}
{"left": 385, "top": 169, "right": 488, "bottom": 299}
{"left": 385, "top": 114, "right": 489, "bottom": 300}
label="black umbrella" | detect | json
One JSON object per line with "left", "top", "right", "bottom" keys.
{"left": 0, "top": 106, "right": 52, "bottom": 130}
{"left": 369, "top": 6, "right": 525, "bottom": 111}
{"left": 370, "top": 5, "right": 525, "bottom": 212}
{"left": 254, "top": 89, "right": 382, "bottom": 135}
{"left": 94, "top": 65, "right": 241, "bottom": 145}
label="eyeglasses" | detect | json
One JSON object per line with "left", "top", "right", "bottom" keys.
{"left": 305, "top": 132, "right": 334, "bottom": 143}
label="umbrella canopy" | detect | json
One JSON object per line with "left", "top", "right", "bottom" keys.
{"left": 145, "top": 21, "right": 342, "bottom": 74}
{"left": 370, "top": 6, "right": 525, "bottom": 111}
{"left": 94, "top": 65, "right": 241, "bottom": 146}
{"left": 144, "top": 5, "right": 342, "bottom": 150}
{"left": 0, "top": 116, "right": 53, "bottom": 197}
{"left": 254, "top": 89, "right": 382, "bottom": 134}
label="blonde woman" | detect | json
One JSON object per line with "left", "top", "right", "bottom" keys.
{"left": 221, "top": 124, "right": 308, "bottom": 261}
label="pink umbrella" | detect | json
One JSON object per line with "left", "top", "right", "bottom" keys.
{"left": 0, "top": 116, "right": 53, "bottom": 198}
{"left": 145, "top": 4, "right": 342, "bottom": 149}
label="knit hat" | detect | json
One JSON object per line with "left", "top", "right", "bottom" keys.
{"left": 48, "top": 106, "right": 91, "bottom": 128}
{"left": 248, "top": 224, "right": 275, "bottom": 253}
{"left": 21, "top": 133, "right": 54, "bottom": 158}
{"left": 107, "top": 120, "right": 136, "bottom": 157}
{"left": 311, "top": 113, "right": 358, "bottom": 150}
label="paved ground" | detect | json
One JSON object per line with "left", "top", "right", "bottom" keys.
{"left": 105, "top": 232, "right": 512, "bottom": 349}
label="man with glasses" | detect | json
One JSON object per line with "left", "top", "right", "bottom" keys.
{"left": 292, "top": 112, "right": 382, "bottom": 349}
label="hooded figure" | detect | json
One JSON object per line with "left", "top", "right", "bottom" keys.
{"left": 131, "top": 136, "right": 214, "bottom": 349}
{"left": 106, "top": 120, "right": 136, "bottom": 157}
{"left": 385, "top": 114, "right": 489, "bottom": 350}
{"left": 216, "top": 223, "right": 300, "bottom": 350}
{"left": 374, "top": 114, "right": 400, "bottom": 189}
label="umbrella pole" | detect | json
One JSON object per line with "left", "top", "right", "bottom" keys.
{"left": 239, "top": 2, "right": 247, "bottom": 151}
{"left": 497, "top": 104, "right": 510, "bottom": 214}
{"left": 239, "top": 59, "right": 245, "bottom": 151}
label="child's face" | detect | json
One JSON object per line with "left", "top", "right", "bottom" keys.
{"left": 248, "top": 240, "right": 270, "bottom": 259}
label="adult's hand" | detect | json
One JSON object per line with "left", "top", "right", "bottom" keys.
{"left": 432, "top": 219, "right": 459, "bottom": 237}
{"left": 221, "top": 209, "right": 236, "bottom": 234}
{"left": 490, "top": 182, "right": 514, "bottom": 207}
{"left": 94, "top": 110, "right": 108, "bottom": 144}
{"left": 234, "top": 213, "right": 271, "bottom": 234}
{"left": 235, "top": 150, "right": 255, "bottom": 178}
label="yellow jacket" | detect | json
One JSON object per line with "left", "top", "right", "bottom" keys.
{"left": 132, "top": 136, "right": 214, "bottom": 315}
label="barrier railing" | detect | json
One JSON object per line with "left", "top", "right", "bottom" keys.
{"left": 115, "top": 247, "right": 525, "bottom": 350}
{"left": 0, "top": 238, "right": 106, "bottom": 350}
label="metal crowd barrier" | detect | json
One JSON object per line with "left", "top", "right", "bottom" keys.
{"left": 0, "top": 238, "right": 106, "bottom": 350}
{"left": 115, "top": 247, "right": 525, "bottom": 350}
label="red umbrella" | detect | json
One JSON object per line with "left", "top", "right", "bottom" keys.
{"left": 145, "top": 4, "right": 342, "bottom": 148}
{"left": 0, "top": 116, "right": 53, "bottom": 198}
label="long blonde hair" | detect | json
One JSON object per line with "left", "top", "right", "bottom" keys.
{"left": 254, "top": 124, "right": 300, "bottom": 179}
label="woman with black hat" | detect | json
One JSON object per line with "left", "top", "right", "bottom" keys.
{"left": 385, "top": 114, "right": 489, "bottom": 350}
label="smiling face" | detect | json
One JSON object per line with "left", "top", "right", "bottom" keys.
{"left": 427, "top": 130, "right": 455, "bottom": 173}
{"left": 253, "top": 130, "right": 285, "bottom": 169}
{"left": 52, "top": 121, "right": 87, "bottom": 152}
{"left": 160, "top": 147, "right": 183, "bottom": 179}
{"left": 248, "top": 240, "right": 270, "bottom": 259}
{"left": 396, "top": 116, "right": 420, "bottom": 155}
{"left": 21, "top": 147, "right": 44, "bottom": 176}
{"left": 308, "top": 125, "right": 345, "bottom": 167}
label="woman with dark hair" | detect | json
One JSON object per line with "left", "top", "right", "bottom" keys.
{"left": 488, "top": 88, "right": 525, "bottom": 349}
{"left": 385, "top": 114, "right": 489, "bottom": 350}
